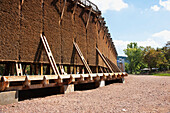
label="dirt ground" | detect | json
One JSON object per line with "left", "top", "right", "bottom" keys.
{"left": 0, "top": 75, "right": 170, "bottom": 113}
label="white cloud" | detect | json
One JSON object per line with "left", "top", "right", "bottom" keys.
{"left": 151, "top": 5, "right": 160, "bottom": 11}
{"left": 92, "top": 0, "right": 128, "bottom": 13}
{"left": 159, "top": 0, "right": 170, "bottom": 11}
{"left": 114, "top": 30, "right": 170, "bottom": 56}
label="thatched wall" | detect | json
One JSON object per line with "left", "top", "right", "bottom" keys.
{"left": 0, "top": 0, "right": 118, "bottom": 67}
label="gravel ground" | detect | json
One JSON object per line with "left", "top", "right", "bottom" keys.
{"left": 0, "top": 75, "right": 170, "bottom": 113}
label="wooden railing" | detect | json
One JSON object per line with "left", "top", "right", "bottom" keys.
{"left": 78, "top": 0, "right": 100, "bottom": 12}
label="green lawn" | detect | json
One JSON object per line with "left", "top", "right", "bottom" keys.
{"left": 152, "top": 73, "right": 170, "bottom": 76}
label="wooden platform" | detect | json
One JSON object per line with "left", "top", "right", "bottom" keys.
{"left": 0, "top": 72, "right": 127, "bottom": 91}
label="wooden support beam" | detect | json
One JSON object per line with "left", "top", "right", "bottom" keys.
{"left": 59, "top": 0, "right": 67, "bottom": 24}
{"left": 82, "top": 67, "right": 85, "bottom": 74}
{"left": 96, "top": 66, "right": 98, "bottom": 73}
{"left": 96, "top": 47, "right": 114, "bottom": 73}
{"left": 72, "top": 0, "right": 78, "bottom": 16}
{"left": 86, "top": 6, "right": 92, "bottom": 29}
{"left": 40, "top": 34, "right": 60, "bottom": 76}
{"left": 23, "top": 64, "right": 27, "bottom": 75}
{"left": 41, "top": 63, "right": 43, "bottom": 75}
{"left": 30, "top": 64, "right": 33, "bottom": 75}
{"left": 42, "top": 76, "right": 49, "bottom": 86}
{"left": 0, "top": 72, "right": 127, "bottom": 91}
{"left": 74, "top": 66, "right": 76, "bottom": 74}
{"left": 73, "top": 42, "right": 92, "bottom": 74}
{"left": 76, "top": 66, "right": 79, "bottom": 74}
{"left": 23, "top": 76, "right": 31, "bottom": 87}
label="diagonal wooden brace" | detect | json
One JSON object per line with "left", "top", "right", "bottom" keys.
{"left": 86, "top": 6, "right": 92, "bottom": 29}
{"left": 59, "top": 0, "right": 67, "bottom": 24}
{"left": 72, "top": 0, "right": 78, "bottom": 16}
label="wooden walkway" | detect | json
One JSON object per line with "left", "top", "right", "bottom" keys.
{"left": 0, "top": 73, "right": 127, "bottom": 91}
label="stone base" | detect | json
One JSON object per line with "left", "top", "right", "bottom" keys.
{"left": 95, "top": 80, "right": 105, "bottom": 88}
{"left": 119, "top": 77, "right": 125, "bottom": 83}
{"left": 60, "top": 84, "right": 74, "bottom": 94}
{"left": 0, "top": 91, "right": 18, "bottom": 105}
{"left": 99, "top": 81, "right": 105, "bottom": 87}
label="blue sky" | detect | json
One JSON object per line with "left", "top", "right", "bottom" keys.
{"left": 92, "top": 0, "right": 170, "bottom": 56}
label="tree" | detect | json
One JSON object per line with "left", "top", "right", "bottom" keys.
{"left": 124, "top": 42, "right": 144, "bottom": 74}
{"left": 143, "top": 46, "right": 168, "bottom": 72}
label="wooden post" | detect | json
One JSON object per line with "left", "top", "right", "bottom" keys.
{"left": 30, "top": 64, "right": 33, "bottom": 75}
{"left": 76, "top": 66, "right": 79, "bottom": 74}
{"left": 81, "top": 67, "right": 84, "bottom": 74}
{"left": 96, "top": 66, "right": 98, "bottom": 73}
{"left": 70, "top": 66, "right": 73, "bottom": 74}
{"left": 86, "top": 7, "right": 92, "bottom": 29}
{"left": 74, "top": 66, "right": 76, "bottom": 74}
{"left": 41, "top": 63, "right": 43, "bottom": 75}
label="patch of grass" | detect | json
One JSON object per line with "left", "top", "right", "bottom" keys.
{"left": 152, "top": 73, "right": 170, "bottom": 76}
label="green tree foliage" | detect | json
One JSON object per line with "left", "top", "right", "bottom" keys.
{"left": 123, "top": 42, "right": 144, "bottom": 74}
{"left": 142, "top": 46, "right": 168, "bottom": 71}
{"left": 124, "top": 42, "right": 169, "bottom": 74}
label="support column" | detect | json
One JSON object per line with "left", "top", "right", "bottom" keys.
{"left": 96, "top": 66, "right": 99, "bottom": 73}
{"left": 82, "top": 67, "right": 85, "bottom": 74}
{"left": 0, "top": 91, "right": 18, "bottom": 105}
{"left": 30, "top": 64, "right": 33, "bottom": 75}
{"left": 76, "top": 66, "right": 79, "bottom": 74}
{"left": 74, "top": 66, "right": 76, "bottom": 74}
{"left": 70, "top": 66, "right": 74, "bottom": 74}
{"left": 41, "top": 63, "right": 43, "bottom": 75}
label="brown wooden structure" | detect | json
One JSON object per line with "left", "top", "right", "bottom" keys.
{"left": 0, "top": 0, "right": 127, "bottom": 92}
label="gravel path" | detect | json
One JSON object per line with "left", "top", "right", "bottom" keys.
{"left": 0, "top": 75, "right": 170, "bottom": 113}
